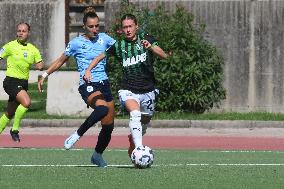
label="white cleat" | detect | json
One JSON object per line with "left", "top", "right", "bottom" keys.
{"left": 64, "top": 131, "right": 80, "bottom": 150}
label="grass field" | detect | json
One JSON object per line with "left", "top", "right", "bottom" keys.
{"left": 1, "top": 148, "right": 284, "bottom": 189}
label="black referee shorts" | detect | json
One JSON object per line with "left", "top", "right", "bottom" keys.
{"left": 3, "top": 76, "right": 28, "bottom": 102}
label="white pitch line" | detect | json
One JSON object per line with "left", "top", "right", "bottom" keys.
{"left": 2, "top": 163, "right": 284, "bottom": 167}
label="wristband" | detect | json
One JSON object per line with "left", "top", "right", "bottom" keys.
{"left": 42, "top": 72, "right": 49, "bottom": 78}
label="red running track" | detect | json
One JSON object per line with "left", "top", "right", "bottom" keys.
{"left": 1, "top": 135, "right": 284, "bottom": 150}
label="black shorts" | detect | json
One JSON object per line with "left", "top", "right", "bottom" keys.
{"left": 78, "top": 80, "right": 113, "bottom": 104}
{"left": 3, "top": 76, "right": 28, "bottom": 102}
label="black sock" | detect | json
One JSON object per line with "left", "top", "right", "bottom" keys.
{"left": 77, "top": 105, "right": 108, "bottom": 136}
{"left": 95, "top": 123, "right": 114, "bottom": 154}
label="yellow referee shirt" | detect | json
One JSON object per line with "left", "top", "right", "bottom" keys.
{"left": 0, "top": 40, "right": 42, "bottom": 80}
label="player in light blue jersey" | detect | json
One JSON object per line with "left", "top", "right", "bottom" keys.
{"left": 38, "top": 7, "right": 115, "bottom": 167}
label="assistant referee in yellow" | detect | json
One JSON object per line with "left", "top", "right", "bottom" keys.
{"left": 0, "top": 23, "right": 44, "bottom": 142}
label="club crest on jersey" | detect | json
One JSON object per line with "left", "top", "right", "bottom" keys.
{"left": 123, "top": 52, "right": 147, "bottom": 67}
{"left": 97, "top": 38, "right": 104, "bottom": 45}
{"left": 135, "top": 43, "right": 142, "bottom": 50}
{"left": 23, "top": 52, "right": 28, "bottom": 58}
{"left": 86, "top": 86, "right": 94, "bottom": 92}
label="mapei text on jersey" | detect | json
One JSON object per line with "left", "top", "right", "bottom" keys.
{"left": 123, "top": 52, "right": 147, "bottom": 67}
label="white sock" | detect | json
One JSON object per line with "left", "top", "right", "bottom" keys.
{"left": 129, "top": 110, "right": 142, "bottom": 147}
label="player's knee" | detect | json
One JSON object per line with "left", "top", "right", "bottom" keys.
{"left": 130, "top": 110, "right": 141, "bottom": 122}
{"left": 88, "top": 94, "right": 105, "bottom": 108}
{"left": 21, "top": 101, "right": 31, "bottom": 108}
{"left": 95, "top": 105, "right": 109, "bottom": 118}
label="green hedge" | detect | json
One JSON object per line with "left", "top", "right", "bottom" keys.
{"left": 107, "top": 2, "right": 226, "bottom": 113}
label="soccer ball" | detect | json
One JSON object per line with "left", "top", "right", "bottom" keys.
{"left": 131, "top": 146, "right": 154, "bottom": 169}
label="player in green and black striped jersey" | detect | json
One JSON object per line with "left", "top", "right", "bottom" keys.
{"left": 106, "top": 31, "right": 157, "bottom": 94}
{"left": 84, "top": 13, "right": 169, "bottom": 158}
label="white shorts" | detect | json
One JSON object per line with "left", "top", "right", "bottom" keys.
{"left": 118, "top": 89, "right": 158, "bottom": 116}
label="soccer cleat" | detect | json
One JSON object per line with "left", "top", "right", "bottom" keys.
{"left": 91, "top": 152, "right": 107, "bottom": 167}
{"left": 10, "top": 129, "right": 20, "bottom": 142}
{"left": 64, "top": 131, "right": 80, "bottom": 150}
{"left": 128, "top": 134, "right": 135, "bottom": 158}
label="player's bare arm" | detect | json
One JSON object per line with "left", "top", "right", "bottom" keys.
{"left": 150, "top": 45, "right": 168, "bottom": 59}
{"left": 83, "top": 52, "right": 106, "bottom": 82}
{"left": 142, "top": 39, "right": 168, "bottom": 59}
{"left": 38, "top": 54, "right": 68, "bottom": 92}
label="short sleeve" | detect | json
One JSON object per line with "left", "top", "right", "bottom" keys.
{"left": 0, "top": 43, "right": 10, "bottom": 59}
{"left": 64, "top": 40, "right": 76, "bottom": 57}
{"left": 105, "top": 42, "right": 116, "bottom": 57}
{"left": 33, "top": 47, "right": 42, "bottom": 63}
{"left": 105, "top": 34, "right": 116, "bottom": 48}
{"left": 144, "top": 34, "right": 158, "bottom": 46}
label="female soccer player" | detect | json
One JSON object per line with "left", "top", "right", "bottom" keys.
{"left": 0, "top": 23, "right": 44, "bottom": 142}
{"left": 38, "top": 7, "right": 115, "bottom": 167}
{"left": 84, "top": 14, "right": 168, "bottom": 157}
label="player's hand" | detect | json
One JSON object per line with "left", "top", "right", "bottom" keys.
{"left": 38, "top": 76, "right": 45, "bottom": 93}
{"left": 83, "top": 70, "right": 92, "bottom": 82}
{"left": 141, "top": 40, "right": 152, "bottom": 49}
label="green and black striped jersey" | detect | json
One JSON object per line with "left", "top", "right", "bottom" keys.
{"left": 106, "top": 33, "right": 158, "bottom": 93}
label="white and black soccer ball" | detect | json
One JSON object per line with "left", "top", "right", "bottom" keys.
{"left": 131, "top": 146, "right": 154, "bottom": 169}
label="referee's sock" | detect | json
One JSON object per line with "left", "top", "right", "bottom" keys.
{"left": 12, "top": 104, "right": 28, "bottom": 131}
{"left": 0, "top": 114, "right": 10, "bottom": 133}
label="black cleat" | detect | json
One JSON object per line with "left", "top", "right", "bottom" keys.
{"left": 10, "top": 129, "right": 20, "bottom": 142}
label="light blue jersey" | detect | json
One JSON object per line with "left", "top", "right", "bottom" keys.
{"left": 64, "top": 33, "right": 115, "bottom": 86}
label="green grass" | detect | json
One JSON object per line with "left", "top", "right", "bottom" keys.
{"left": 1, "top": 82, "right": 284, "bottom": 120}
{"left": 0, "top": 148, "right": 284, "bottom": 188}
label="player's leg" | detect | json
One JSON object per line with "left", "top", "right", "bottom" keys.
{"left": 0, "top": 113, "right": 10, "bottom": 134}
{"left": 0, "top": 100, "right": 18, "bottom": 133}
{"left": 127, "top": 90, "right": 156, "bottom": 157}
{"left": 127, "top": 114, "right": 152, "bottom": 157}
{"left": 65, "top": 81, "right": 110, "bottom": 149}
{"left": 1, "top": 77, "right": 20, "bottom": 134}
{"left": 11, "top": 90, "right": 30, "bottom": 142}
{"left": 119, "top": 90, "right": 143, "bottom": 148}
{"left": 77, "top": 92, "right": 109, "bottom": 135}
{"left": 3, "top": 77, "right": 30, "bottom": 142}
{"left": 91, "top": 81, "right": 115, "bottom": 167}
{"left": 13, "top": 90, "right": 30, "bottom": 131}
{"left": 91, "top": 100, "right": 114, "bottom": 167}
{"left": 140, "top": 90, "right": 156, "bottom": 136}
{"left": 64, "top": 91, "right": 109, "bottom": 149}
